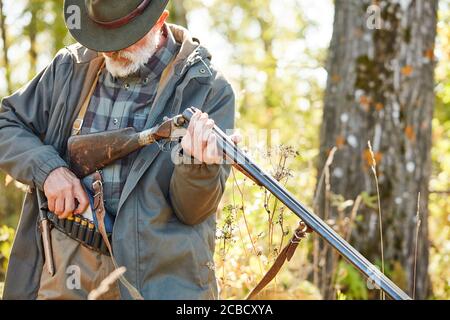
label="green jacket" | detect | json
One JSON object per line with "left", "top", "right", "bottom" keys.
{"left": 0, "top": 24, "right": 235, "bottom": 300}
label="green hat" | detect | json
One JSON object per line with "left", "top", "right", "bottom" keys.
{"left": 64, "top": 0, "right": 169, "bottom": 52}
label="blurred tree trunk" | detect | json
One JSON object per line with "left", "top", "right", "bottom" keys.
{"left": 168, "top": 0, "right": 188, "bottom": 27}
{"left": 315, "top": 0, "right": 437, "bottom": 299}
{"left": 26, "top": 1, "right": 38, "bottom": 77}
{"left": 49, "top": 0, "right": 70, "bottom": 54}
{"left": 0, "top": 0, "right": 11, "bottom": 94}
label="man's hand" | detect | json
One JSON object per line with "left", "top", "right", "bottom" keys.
{"left": 181, "top": 110, "right": 240, "bottom": 164}
{"left": 43, "top": 167, "right": 89, "bottom": 219}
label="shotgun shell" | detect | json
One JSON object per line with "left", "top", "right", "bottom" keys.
{"left": 77, "top": 218, "right": 88, "bottom": 242}
{"left": 85, "top": 222, "right": 95, "bottom": 246}
{"left": 71, "top": 215, "right": 81, "bottom": 238}
{"left": 53, "top": 212, "right": 66, "bottom": 230}
{"left": 65, "top": 215, "right": 74, "bottom": 234}
{"left": 57, "top": 216, "right": 66, "bottom": 229}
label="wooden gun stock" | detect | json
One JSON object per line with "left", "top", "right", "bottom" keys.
{"left": 67, "top": 116, "right": 180, "bottom": 178}
{"left": 68, "top": 127, "right": 142, "bottom": 178}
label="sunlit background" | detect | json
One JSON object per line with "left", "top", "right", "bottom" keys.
{"left": 0, "top": 0, "right": 448, "bottom": 299}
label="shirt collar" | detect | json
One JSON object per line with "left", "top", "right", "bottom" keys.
{"left": 139, "top": 23, "right": 178, "bottom": 81}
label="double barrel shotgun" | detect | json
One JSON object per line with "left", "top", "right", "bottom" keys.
{"left": 55, "top": 107, "right": 410, "bottom": 300}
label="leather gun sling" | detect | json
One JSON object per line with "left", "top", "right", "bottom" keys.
{"left": 246, "top": 222, "right": 311, "bottom": 300}
{"left": 72, "top": 58, "right": 105, "bottom": 136}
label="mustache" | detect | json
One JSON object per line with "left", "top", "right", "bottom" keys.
{"left": 103, "top": 27, "right": 162, "bottom": 65}
{"left": 106, "top": 50, "right": 130, "bottom": 60}
{"left": 106, "top": 46, "right": 150, "bottom": 62}
{"left": 103, "top": 28, "right": 161, "bottom": 78}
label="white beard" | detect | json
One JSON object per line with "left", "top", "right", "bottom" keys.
{"left": 104, "top": 29, "right": 161, "bottom": 78}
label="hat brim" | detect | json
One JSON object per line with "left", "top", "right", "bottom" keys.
{"left": 64, "top": 0, "right": 169, "bottom": 52}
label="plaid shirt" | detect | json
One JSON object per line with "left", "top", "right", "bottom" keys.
{"left": 81, "top": 25, "right": 180, "bottom": 231}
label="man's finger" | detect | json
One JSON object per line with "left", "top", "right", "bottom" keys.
{"left": 55, "top": 196, "right": 65, "bottom": 216}
{"left": 47, "top": 196, "right": 56, "bottom": 213}
{"left": 188, "top": 110, "right": 202, "bottom": 136}
{"left": 181, "top": 130, "right": 193, "bottom": 155}
{"left": 230, "top": 133, "right": 242, "bottom": 145}
{"left": 204, "top": 133, "right": 221, "bottom": 164}
{"left": 74, "top": 185, "right": 90, "bottom": 215}
{"left": 61, "top": 193, "right": 75, "bottom": 219}
{"left": 193, "top": 113, "right": 208, "bottom": 157}
{"left": 202, "top": 121, "right": 214, "bottom": 147}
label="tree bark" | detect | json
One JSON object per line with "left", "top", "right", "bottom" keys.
{"left": 26, "top": 1, "right": 38, "bottom": 77}
{"left": 315, "top": 0, "right": 437, "bottom": 299}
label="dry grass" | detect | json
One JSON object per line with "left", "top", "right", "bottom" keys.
{"left": 88, "top": 266, "right": 126, "bottom": 300}
{"left": 413, "top": 192, "right": 422, "bottom": 300}
{"left": 368, "top": 140, "right": 385, "bottom": 300}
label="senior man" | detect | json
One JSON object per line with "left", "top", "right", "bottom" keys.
{"left": 0, "top": 0, "right": 236, "bottom": 300}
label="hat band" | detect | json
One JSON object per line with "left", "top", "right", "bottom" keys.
{"left": 89, "top": 0, "right": 152, "bottom": 29}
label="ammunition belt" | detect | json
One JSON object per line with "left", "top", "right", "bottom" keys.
{"left": 46, "top": 211, "right": 111, "bottom": 256}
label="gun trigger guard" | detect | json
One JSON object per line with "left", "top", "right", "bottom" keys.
{"left": 155, "top": 139, "right": 173, "bottom": 152}
{"left": 40, "top": 201, "right": 49, "bottom": 211}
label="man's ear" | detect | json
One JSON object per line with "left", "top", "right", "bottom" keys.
{"left": 155, "top": 10, "right": 169, "bottom": 29}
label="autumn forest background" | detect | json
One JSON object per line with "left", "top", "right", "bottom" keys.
{"left": 0, "top": 0, "right": 449, "bottom": 300}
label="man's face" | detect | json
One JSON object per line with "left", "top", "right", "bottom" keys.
{"left": 102, "top": 25, "right": 162, "bottom": 78}
{"left": 103, "top": 32, "right": 151, "bottom": 64}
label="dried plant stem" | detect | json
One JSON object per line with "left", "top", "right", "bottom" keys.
{"left": 231, "top": 168, "right": 264, "bottom": 275}
{"left": 368, "top": 141, "right": 385, "bottom": 300}
{"left": 231, "top": 170, "right": 249, "bottom": 260}
{"left": 331, "top": 195, "right": 362, "bottom": 298}
{"left": 313, "top": 147, "right": 338, "bottom": 208}
{"left": 320, "top": 156, "right": 333, "bottom": 296}
{"left": 278, "top": 207, "right": 286, "bottom": 253}
{"left": 222, "top": 236, "right": 227, "bottom": 286}
{"left": 88, "top": 266, "right": 126, "bottom": 300}
{"left": 413, "top": 192, "right": 421, "bottom": 300}
{"left": 263, "top": 152, "right": 291, "bottom": 294}
{"left": 345, "top": 195, "right": 362, "bottom": 242}
{"left": 312, "top": 147, "right": 337, "bottom": 291}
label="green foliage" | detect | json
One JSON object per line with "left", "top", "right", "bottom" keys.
{"left": 0, "top": 173, "right": 24, "bottom": 228}
{"left": 336, "top": 289, "right": 347, "bottom": 300}
{"left": 428, "top": 6, "right": 450, "bottom": 300}
{"left": 360, "top": 191, "right": 378, "bottom": 210}
{"left": 0, "top": 0, "right": 447, "bottom": 300}
{"left": 0, "top": 224, "right": 14, "bottom": 282}
{"left": 334, "top": 261, "right": 368, "bottom": 300}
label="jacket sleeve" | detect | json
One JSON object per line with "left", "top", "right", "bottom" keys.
{"left": 0, "top": 52, "right": 70, "bottom": 190}
{"left": 169, "top": 78, "right": 235, "bottom": 225}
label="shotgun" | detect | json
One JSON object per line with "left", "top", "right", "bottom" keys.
{"left": 66, "top": 107, "right": 411, "bottom": 300}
